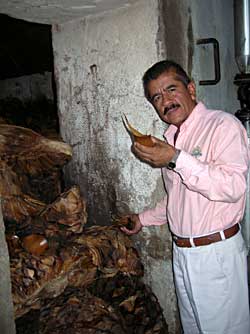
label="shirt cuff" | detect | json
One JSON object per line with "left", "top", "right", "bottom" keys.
{"left": 175, "top": 150, "right": 202, "bottom": 180}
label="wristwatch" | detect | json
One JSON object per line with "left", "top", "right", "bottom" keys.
{"left": 167, "top": 149, "right": 181, "bottom": 170}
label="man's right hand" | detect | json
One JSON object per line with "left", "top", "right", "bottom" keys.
{"left": 119, "top": 214, "right": 142, "bottom": 235}
{"left": 132, "top": 136, "right": 176, "bottom": 168}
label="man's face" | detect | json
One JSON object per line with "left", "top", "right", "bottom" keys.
{"left": 147, "top": 70, "right": 197, "bottom": 128}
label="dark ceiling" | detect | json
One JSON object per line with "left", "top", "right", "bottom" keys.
{"left": 0, "top": 14, "right": 53, "bottom": 80}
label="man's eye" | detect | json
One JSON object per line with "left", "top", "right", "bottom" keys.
{"left": 152, "top": 95, "right": 161, "bottom": 103}
{"left": 168, "top": 87, "right": 176, "bottom": 93}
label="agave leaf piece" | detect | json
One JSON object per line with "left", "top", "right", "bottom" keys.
{"left": 122, "top": 114, "right": 145, "bottom": 137}
{"left": 122, "top": 114, "right": 155, "bottom": 147}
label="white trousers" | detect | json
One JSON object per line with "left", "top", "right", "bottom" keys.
{"left": 173, "top": 231, "right": 250, "bottom": 334}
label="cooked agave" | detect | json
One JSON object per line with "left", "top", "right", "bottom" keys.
{"left": 0, "top": 124, "right": 72, "bottom": 176}
{"left": 2, "top": 194, "right": 46, "bottom": 223}
{"left": 0, "top": 125, "right": 72, "bottom": 223}
{"left": 22, "top": 234, "right": 49, "bottom": 256}
{"left": 122, "top": 114, "right": 155, "bottom": 147}
{"left": 41, "top": 186, "right": 87, "bottom": 227}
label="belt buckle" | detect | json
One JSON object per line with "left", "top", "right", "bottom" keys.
{"left": 189, "top": 237, "right": 196, "bottom": 248}
{"left": 173, "top": 235, "right": 178, "bottom": 241}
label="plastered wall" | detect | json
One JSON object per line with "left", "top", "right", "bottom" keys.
{"left": 52, "top": 0, "right": 167, "bottom": 223}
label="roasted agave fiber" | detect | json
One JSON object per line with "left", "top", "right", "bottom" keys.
{"left": 0, "top": 124, "right": 72, "bottom": 222}
{"left": 122, "top": 114, "right": 155, "bottom": 147}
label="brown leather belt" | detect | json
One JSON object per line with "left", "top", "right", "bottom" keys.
{"left": 172, "top": 224, "right": 240, "bottom": 248}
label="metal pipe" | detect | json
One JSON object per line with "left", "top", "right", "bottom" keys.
{"left": 234, "top": 0, "right": 250, "bottom": 253}
{"left": 242, "top": 118, "right": 250, "bottom": 253}
{"left": 234, "top": 0, "right": 250, "bottom": 73}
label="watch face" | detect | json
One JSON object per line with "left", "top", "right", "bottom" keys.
{"left": 168, "top": 161, "right": 176, "bottom": 170}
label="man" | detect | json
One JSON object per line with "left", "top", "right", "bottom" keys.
{"left": 121, "top": 60, "right": 250, "bottom": 333}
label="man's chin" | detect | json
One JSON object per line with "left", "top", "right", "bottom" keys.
{"left": 166, "top": 113, "right": 181, "bottom": 125}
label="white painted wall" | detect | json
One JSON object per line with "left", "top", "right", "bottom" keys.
{"left": 52, "top": 0, "right": 166, "bottom": 216}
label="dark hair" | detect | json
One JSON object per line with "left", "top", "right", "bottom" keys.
{"left": 142, "top": 60, "right": 191, "bottom": 101}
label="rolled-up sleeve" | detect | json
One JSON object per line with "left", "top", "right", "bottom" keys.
{"left": 139, "top": 195, "right": 168, "bottom": 226}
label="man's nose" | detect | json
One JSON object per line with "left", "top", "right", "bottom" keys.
{"left": 162, "top": 90, "right": 173, "bottom": 105}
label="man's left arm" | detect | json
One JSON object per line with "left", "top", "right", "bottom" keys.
{"left": 175, "top": 119, "right": 249, "bottom": 202}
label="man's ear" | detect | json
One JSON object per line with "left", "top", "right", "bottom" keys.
{"left": 187, "top": 81, "right": 196, "bottom": 101}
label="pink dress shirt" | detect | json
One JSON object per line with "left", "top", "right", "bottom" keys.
{"left": 139, "top": 102, "right": 249, "bottom": 237}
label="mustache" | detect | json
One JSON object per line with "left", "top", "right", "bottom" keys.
{"left": 164, "top": 103, "right": 180, "bottom": 115}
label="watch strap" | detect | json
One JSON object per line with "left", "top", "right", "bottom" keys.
{"left": 167, "top": 149, "right": 181, "bottom": 170}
